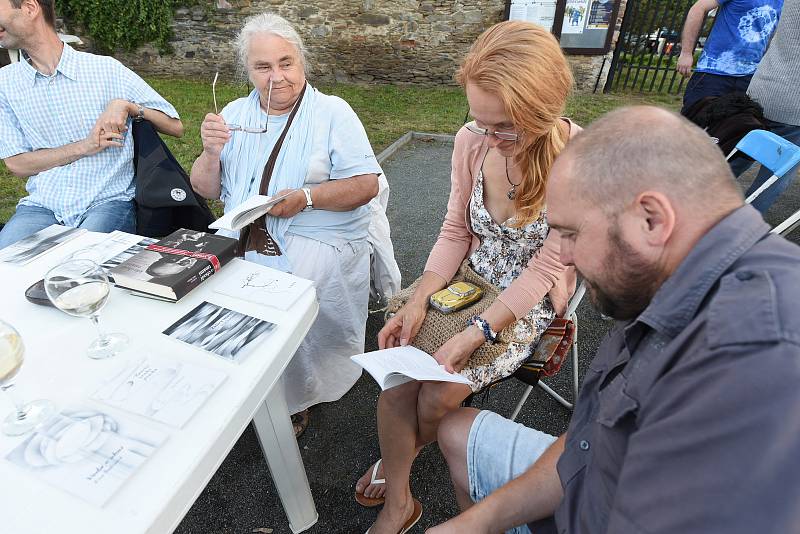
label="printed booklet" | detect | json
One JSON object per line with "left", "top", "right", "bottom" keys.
{"left": 208, "top": 192, "right": 293, "bottom": 232}
{"left": 0, "top": 225, "right": 85, "bottom": 265}
{"left": 351, "top": 346, "right": 474, "bottom": 391}
{"left": 91, "top": 354, "right": 228, "bottom": 428}
{"left": 6, "top": 408, "right": 167, "bottom": 507}
{"left": 162, "top": 301, "right": 277, "bottom": 363}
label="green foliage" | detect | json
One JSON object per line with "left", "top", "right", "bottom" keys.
{"left": 57, "top": 0, "right": 204, "bottom": 54}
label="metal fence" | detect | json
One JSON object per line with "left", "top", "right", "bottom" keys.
{"left": 605, "top": 0, "right": 716, "bottom": 94}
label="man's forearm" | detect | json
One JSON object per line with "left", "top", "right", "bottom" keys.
{"left": 462, "top": 434, "right": 566, "bottom": 531}
{"left": 310, "top": 173, "right": 379, "bottom": 211}
{"left": 3, "top": 141, "right": 90, "bottom": 177}
{"left": 190, "top": 151, "right": 223, "bottom": 200}
{"left": 680, "top": 4, "right": 708, "bottom": 55}
{"left": 140, "top": 106, "right": 184, "bottom": 138}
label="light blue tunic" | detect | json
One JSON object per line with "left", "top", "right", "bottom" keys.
{"left": 218, "top": 90, "right": 383, "bottom": 252}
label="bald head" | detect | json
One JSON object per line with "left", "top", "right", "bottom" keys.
{"left": 555, "top": 106, "right": 743, "bottom": 219}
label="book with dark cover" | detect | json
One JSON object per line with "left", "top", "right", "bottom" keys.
{"left": 109, "top": 229, "right": 238, "bottom": 302}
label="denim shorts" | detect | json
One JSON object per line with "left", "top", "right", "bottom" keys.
{"left": 467, "top": 410, "right": 558, "bottom": 534}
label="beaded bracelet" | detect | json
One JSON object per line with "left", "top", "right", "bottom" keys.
{"left": 469, "top": 315, "right": 498, "bottom": 345}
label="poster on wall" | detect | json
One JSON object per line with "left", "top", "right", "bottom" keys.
{"left": 561, "top": 0, "right": 590, "bottom": 34}
{"left": 509, "top": 0, "right": 558, "bottom": 32}
{"left": 586, "top": 0, "right": 614, "bottom": 29}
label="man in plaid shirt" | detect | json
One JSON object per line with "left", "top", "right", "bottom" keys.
{"left": 0, "top": 0, "right": 184, "bottom": 248}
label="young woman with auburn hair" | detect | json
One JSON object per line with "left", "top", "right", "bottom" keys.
{"left": 357, "top": 21, "right": 579, "bottom": 534}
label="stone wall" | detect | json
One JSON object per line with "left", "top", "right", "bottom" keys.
{"left": 113, "top": 0, "right": 627, "bottom": 92}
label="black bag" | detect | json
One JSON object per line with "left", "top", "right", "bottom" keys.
{"left": 682, "top": 92, "right": 769, "bottom": 161}
{"left": 132, "top": 120, "right": 216, "bottom": 238}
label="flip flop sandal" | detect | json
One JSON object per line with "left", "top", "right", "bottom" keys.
{"left": 399, "top": 498, "right": 423, "bottom": 534}
{"left": 355, "top": 458, "right": 386, "bottom": 507}
{"left": 291, "top": 409, "right": 310, "bottom": 439}
{"left": 364, "top": 498, "right": 422, "bottom": 534}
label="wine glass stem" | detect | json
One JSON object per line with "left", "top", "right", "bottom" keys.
{"left": 1, "top": 383, "right": 28, "bottom": 420}
{"left": 90, "top": 314, "right": 109, "bottom": 347}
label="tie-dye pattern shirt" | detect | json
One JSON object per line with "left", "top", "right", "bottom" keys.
{"left": 697, "top": 0, "right": 783, "bottom": 76}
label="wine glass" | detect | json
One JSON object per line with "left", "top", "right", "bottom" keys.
{"left": 0, "top": 319, "right": 56, "bottom": 436}
{"left": 44, "top": 259, "right": 129, "bottom": 360}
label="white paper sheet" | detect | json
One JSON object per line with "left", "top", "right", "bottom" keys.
{"left": 90, "top": 355, "right": 228, "bottom": 428}
{"left": 6, "top": 408, "right": 167, "bottom": 507}
{"left": 213, "top": 264, "right": 314, "bottom": 311}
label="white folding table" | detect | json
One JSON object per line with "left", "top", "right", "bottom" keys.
{"left": 0, "top": 232, "right": 319, "bottom": 533}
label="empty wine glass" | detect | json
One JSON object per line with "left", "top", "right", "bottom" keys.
{"left": 44, "top": 259, "right": 129, "bottom": 360}
{"left": 0, "top": 319, "right": 56, "bottom": 436}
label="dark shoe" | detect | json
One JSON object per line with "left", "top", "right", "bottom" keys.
{"left": 291, "top": 409, "right": 310, "bottom": 439}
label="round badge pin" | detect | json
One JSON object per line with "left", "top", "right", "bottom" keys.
{"left": 171, "top": 188, "right": 187, "bottom": 202}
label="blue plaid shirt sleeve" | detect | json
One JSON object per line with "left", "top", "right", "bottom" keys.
{"left": 0, "top": 89, "right": 33, "bottom": 159}
{"left": 118, "top": 63, "right": 180, "bottom": 119}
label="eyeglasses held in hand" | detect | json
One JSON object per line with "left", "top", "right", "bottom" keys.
{"left": 212, "top": 72, "right": 270, "bottom": 134}
{"left": 465, "top": 121, "right": 519, "bottom": 142}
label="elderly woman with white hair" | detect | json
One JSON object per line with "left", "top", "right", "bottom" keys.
{"left": 190, "top": 12, "right": 384, "bottom": 437}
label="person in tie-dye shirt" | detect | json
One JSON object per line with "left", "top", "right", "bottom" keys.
{"left": 677, "top": 0, "right": 783, "bottom": 112}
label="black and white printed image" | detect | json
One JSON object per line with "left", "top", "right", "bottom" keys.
{"left": 146, "top": 255, "right": 198, "bottom": 279}
{"left": 163, "top": 301, "right": 276, "bottom": 361}
{"left": 110, "top": 249, "right": 199, "bottom": 286}
{"left": 159, "top": 230, "right": 215, "bottom": 251}
{"left": 0, "top": 225, "right": 83, "bottom": 265}
{"left": 100, "top": 237, "right": 158, "bottom": 270}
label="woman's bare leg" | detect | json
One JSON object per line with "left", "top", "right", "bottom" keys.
{"left": 368, "top": 381, "right": 423, "bottom": 534}
{"left": 416, "top": 382, "right": 473, "bottom": 444}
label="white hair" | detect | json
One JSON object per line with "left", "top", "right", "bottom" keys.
{"left": 235, "top": 13, "right": 308, "bottom": 75}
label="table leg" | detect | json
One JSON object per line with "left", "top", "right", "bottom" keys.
{"left": 252, "top": 379, "right": 318, "bottom": 534}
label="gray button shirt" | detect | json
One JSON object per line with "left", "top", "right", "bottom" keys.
{"left": 554, "top": 205, "right": 800, "bottom": 533}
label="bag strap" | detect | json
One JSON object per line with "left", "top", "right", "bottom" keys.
{"left": 238, "top": 82, "right": 308, "bottom": 257}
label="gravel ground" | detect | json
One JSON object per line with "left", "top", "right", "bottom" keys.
{"left": 175, "top": 139, "right": 800, "bottom": 534}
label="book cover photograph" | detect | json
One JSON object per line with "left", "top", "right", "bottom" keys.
{"left": 109, "top": 229, "right": 238, "bottom": 301}
{"left": 6, "top": 408, "right": 167, "bottom": 507}
{"left": 91, "top": 355, "right": 228, "bottom": 428}
{"left": 0, "top": 224, "right": 85, "bottom": 265}
{"left": 163, "top": 301, "right": 277, "bottom": 362}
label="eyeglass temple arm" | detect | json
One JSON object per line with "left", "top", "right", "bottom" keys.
{"left": 265, "top": 78, "right": 273, "bottom": 132}
{"left": 212, "top": 72, "right": 219, "bottom": 115}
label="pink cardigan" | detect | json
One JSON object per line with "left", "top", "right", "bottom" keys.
{"left": 423, "top": 121, "right": 580, "bottom": 319}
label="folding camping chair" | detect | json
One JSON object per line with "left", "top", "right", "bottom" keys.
{"left": 509, "top": 281, "right": 587, "bottom": 419}
{"left": 726, "top": 129, "right": 800, "bottom": 205}
{"left": 466, "top": 280, "right": 588, "bottom": 418}
{"left": 771, "top": 210, "right": 800, "bottom": 238}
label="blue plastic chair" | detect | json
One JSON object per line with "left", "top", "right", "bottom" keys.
{"left": 726, "top": 130, "right": 800, "bottom": 205}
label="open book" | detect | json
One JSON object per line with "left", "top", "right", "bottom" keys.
{"left": 209, "top": 192, "right": 293, "bottom": 232}
{"left": 351, "top": 346, "right": 473, "bottom": 391}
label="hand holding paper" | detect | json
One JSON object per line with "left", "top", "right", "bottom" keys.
{"left": 208, "top": 192, "right": 293, "bottom": 232}
{"left": 351, "top": 346, "right": 473, "bottom": 391}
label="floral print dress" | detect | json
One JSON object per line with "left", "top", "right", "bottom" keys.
{"left": 460, "top": 171, "right": 556, "bottom": 391}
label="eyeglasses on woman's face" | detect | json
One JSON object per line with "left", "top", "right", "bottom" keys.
{"left": 465, "top": 121, "right": 519, "bottom": 142}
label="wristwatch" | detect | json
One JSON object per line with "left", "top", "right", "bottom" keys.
{"left": 130, "top": 101, "right": 145, "bottom": 121}
{"left": 301, "top": 187, "right": 313, "bottom": 211}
